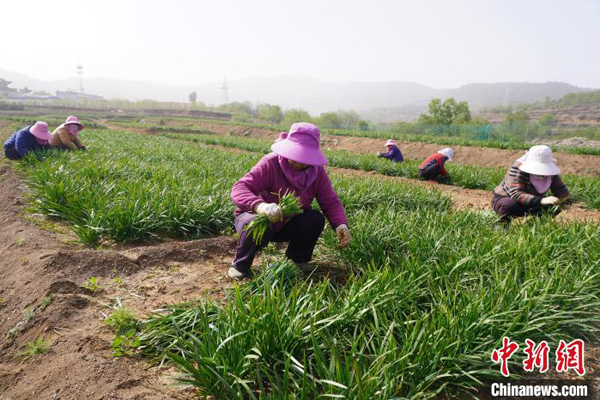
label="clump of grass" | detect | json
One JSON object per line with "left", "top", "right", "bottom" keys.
{"left": 19, "top": 337, "right": 51, "bottom": 359}
{"left": 84, "top": 276, "right": 101, "bottom": 293}
{"left": 7, "top": 323, "right": 24, "bottom": 338}
{"left": 111, "top": 329, "right": 141, "bottom": 357}
{"left": 40, "top": 294, "right": 55, "bottom": 310}
{"left": 22, "top": 307, "right": 35, "bottom": 322}
{"left": 245, "top": 192, "right": 302, "bottom": 243}
{"left": 113, "top": 277, "right": 125, "bottom": 287}
{"left": 105, "top": 307, "right": 140, "bottom": 335}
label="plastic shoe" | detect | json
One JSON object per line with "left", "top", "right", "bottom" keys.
{"left": 228, "top": 266, "right": 249, "bottom": 280}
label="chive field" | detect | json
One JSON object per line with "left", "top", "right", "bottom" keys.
{"left": 11, "top": 126, "right": 600, "bottom": 398}
{"left": 161, "top": 131, "right": 600, "bottom": 210}
{"left": 107, "top": 117, "right": 600, "bottom": 156}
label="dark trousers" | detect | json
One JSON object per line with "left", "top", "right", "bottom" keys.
{"left": 419, "top": 165, "right": 447, "bottom": 181}
{"left": 232, "top": 209, "right": 325, "bottom": 273}
{"left": 4, "top": 147, "right": 21, "bottom": 160}
{"left": 491, "top": 194, "right": 561, "bottom": 221}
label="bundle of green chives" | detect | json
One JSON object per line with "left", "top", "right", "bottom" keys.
{"left": 245, "top": 192, "right": 302, "bottom": 244}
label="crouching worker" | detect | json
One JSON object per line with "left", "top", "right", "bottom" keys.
{"left": 50, "top": 116, "right": 86, "bottom": 151}
{"left": 4, "top": 122, "right": 51, "bottom": 160}
{"left": 492, "top": 145, "right": 570, "bottom": 222}
{"left": 419, "top": 148, "right": 453, "bottom": 183}
{"left": 377, "top": 139, "right": 403, "bottom": 162}
{"left": 229, "top": 122, "right": 351, "bottom": 279}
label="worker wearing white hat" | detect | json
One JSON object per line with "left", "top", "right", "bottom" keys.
{"left": 377, "top": 139, "right": 404, "bottom": 162}
{"left": 418, "top": 148, "right": 453, "bottom": 182}
{"left": 492, "top": 145, "right": 570, "bottom": 221}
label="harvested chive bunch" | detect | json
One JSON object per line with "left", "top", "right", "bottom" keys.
{"left": 245, "top": 192, "right": 302, "bottom": 244}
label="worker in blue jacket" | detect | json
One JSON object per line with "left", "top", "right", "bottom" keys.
{"left": 4, "top": 122, "right": 52, "bottom": 160}
{"left": 377, "top": 139, "right": 404, "bottom": 162}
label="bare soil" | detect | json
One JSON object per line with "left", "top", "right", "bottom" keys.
{"left": 0, "top": 163, "right": 236, "bottom": 399}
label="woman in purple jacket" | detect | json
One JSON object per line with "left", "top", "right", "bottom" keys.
{"left": 229, "top": 122, "right": 351, "bottom": 279}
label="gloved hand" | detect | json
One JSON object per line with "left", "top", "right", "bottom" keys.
{"left": 335, "top": 224, "right": 351, "bottom": 248}
{"left": 255, "top": 202, "right": 283, "bottom": 223}
{"left": 541, "top": 196, "right": 560, "bottom": 206}
{"left": 80, "top": 146, "right": 87, "bottom": 151}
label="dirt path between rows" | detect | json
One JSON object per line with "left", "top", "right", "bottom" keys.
{"left": 0, "top": 163, "right": 237, "bottom": 399}
{"left": 179, "top": 121, "right": 600, "bottom": 177}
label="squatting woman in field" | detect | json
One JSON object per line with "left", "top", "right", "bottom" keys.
{"left": 418, "top": 148, "right": 453, "bottom": 183}
{"left": 50, "top": 116, "right": 86, "bottom": 151}
{"left": 3, "top": 121, "right": 52, "bottom": 160}
{"left": 492, "top": 145, "right": 570, "bottom": 222}
{"left": 229, "top": 122, "right": 351, "bottom": 279}
{"left": 377, "top": 139, "right": 404, "bottom": 162}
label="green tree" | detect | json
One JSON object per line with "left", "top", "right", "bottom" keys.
{"left": 418, "top": 98, "right": 471, "bottom": 125}
{"left": 188, "top": 91, "right": 197, "bottom": 103}
{"left": 539, "top": 113, "right": 556, "bottom": 126}
{"left": 282, "top": 109, "right": 313, "bottom": 127}
{"left": 357, "top": 120, "right": 370, "bottom": 131}
{"left": 257, "top": 104, "right": 284, "bottom": 123}
{"left": 232, "top": 112, "right": 251, "bottom": 123}
{"left": 504, "top": 110, "right": 530, "bottom": 124}
{"left": 316, "top": 112, "right": 341, "bottom": 129}
{"left": 452, "top": 100, "right": 472, "bottom": 124}
{"left": 337, "top": 110, "right": 361, "bottom": 129}
{"left": 219, "top": 101, "right": 254, "bottom": 115}
{"left": 470, "top": 116, "right": 491, "bottom": 126}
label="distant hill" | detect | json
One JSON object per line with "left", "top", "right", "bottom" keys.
{"left": 0, "top": 68, "right": 592, "bottom": 122}
{"left": 365, "top": 82, "right": 590, "bottom": 122}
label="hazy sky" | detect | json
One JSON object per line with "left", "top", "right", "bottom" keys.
{"left": 2, "top": 0, "right": 599, "bottom": 88}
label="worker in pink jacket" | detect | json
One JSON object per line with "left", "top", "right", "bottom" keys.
{"left": 229, "top": 122, "right": 351, "bottom": 279}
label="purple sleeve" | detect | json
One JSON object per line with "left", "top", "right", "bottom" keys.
{"left": 315, "top": 168, "right": 348, "bottom": 230}
{"left": 379, "top": 150, "right": 393, "bottom": 159}
{"left": 230, "top": 157, "right": 272, "bottom": 213}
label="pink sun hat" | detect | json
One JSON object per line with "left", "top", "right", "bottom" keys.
{"left": 274, "top": 132, "right": 288, "bottom": 143}
{"left": 385, "top": 139, "right": 397, "bottom": 147}
{"left": 271, "top": 123, "right": 328, "bottom": 166}
{"left": 30, "top": 122, "right": 52, "bottom": 141}
{"left": 64, "top": 116, "right": 84, "bottom": 130}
